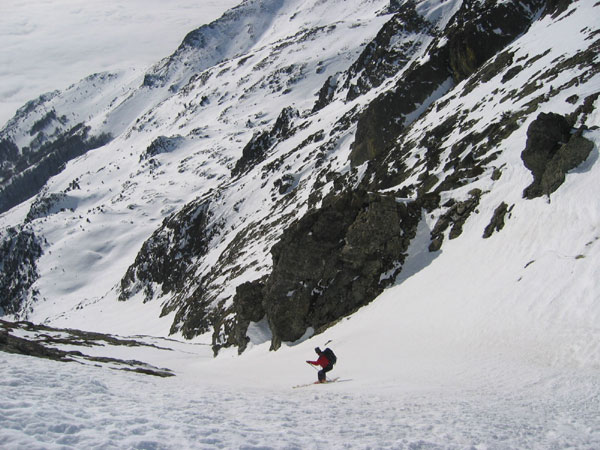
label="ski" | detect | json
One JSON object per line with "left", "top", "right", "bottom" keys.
{"left": 292, "top": 377, "right": 340, "bottom": 389}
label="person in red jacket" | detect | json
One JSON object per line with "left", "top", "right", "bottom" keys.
{"left": 306, "top": 347, "right": 333, "bottom": 383}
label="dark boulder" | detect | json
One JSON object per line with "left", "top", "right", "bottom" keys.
{"left": 483, "top": 202, "right": 510, "bottom": 238}
{"left": 521, "top": 112, "right": 594, "bottom": 198}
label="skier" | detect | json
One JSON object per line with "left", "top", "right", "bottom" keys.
{"left": 306, "top": 347, "right": 336, "bottom": 383}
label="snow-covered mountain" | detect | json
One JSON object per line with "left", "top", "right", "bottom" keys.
{"left": 1, "top": 0, "right": 600, "bottom": 447}
{"left": 0, "top": 0, "right": 241, "bottom": 125}
{"left": 1, "top": 0, "right": 599, "bottom": 354}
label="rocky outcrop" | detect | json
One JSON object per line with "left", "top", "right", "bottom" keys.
{"left": 350, "top": 0, "right": 545, "bottom": 167}
{"left": 483, "top": 202, "right": 511, "bottom": 239}
{"left": 0, "top": 227, "right": 43, "bottom": 316}
{"left": 343, "top": 1, "right": 433, "bottom": 102}
{"left": 232, "top": 107, "right": 299, "bottom": 176}
{"left": 429, "top": 190, "right": 482, "bottom": 252}
{"left": 0, "top": 320, "right": 174, "bottom": 377}
{"left": 312, "top": 75, "right": 338, "bottom": 113}
{"left": 119, "top": 196, "right": 217, "bottom": 303}
{"left": 522, "top": 112, "right": 594, "bottom": 199}
{"left": 447, "top": 0, "right": 544, "bottom": 82}
{"left": 220, "top": 189, "right": 422, "bottom": 352}
{"left": 350, "top": 45, "right": 451, "bottom": 167}
{"left": 140, "top": 135, "right": 184, "bottom": 162}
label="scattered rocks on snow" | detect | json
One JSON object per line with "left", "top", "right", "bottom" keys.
{"left": 429, "top": 190, "right": 482, "bottom": 252}
{"left": 0, "top": 320, "right": 174, "bottom": 377}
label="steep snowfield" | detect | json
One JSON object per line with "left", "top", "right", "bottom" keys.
{"left": 0, "top": 0, "right": 241, "bottom": 126}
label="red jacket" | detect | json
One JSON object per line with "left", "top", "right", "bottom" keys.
{"left": 307, "top": 354, "right": 329, "bottom": 368}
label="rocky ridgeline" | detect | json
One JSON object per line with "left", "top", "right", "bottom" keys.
{"left": 0, "top": 123, "right": 111, "bottom": 215}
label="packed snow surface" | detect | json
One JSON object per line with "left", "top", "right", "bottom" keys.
{"left": 0, "top": 0, "right": 241, "bottom": 125}
{"left": 1, "top": 269, "right": 599, "bottom": 449}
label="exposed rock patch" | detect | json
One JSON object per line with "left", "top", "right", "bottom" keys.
{"left": 0, "top": 227, "right": 43, "bottom": 317}
{"left": 521, "top": 112, "right": 595, "bottom": 199}
{"left": 0, "top": 320, "right": 174, "bottom": 377}
{"left": 0, "top": 124, "right": 111, "bottom": 215}
{"left": 483, "top": 202, "right": 511, "bottom": 238}
{"left": 140, "top": 135, "right": 185, "bottom": 162}
{"left": 429, "top": 190, "right": 482, "bottom": 252}
{"left": 232, "top": 107, "right": 299, "bottom": 176}
{"left": 119, "top": 196, "right": 217, "bottom": 303}
{"left": 350, "top": 0, "right": 544, "bottom": 167}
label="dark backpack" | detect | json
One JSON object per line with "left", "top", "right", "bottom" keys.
{"left": 323, "top": 347, "right": 337, "bottom": 365}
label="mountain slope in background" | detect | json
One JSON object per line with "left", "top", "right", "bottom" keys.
{"left": 0, "top": 0, "right": 242, "bottom": 125}
{"left": 0, "top": 0, "right": 599, "bottom": 360}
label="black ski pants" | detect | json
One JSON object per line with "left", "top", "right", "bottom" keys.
{"left": 318, "top": 363, "right": 333, "bottom": 382}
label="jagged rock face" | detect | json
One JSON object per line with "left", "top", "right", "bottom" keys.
{"left": 447, "top": 0, "right": 544, "bottom": 82}
{"left": 429, "top": 190, "right": 482, "bottom": 252}
{"left": 224, "top": 189, "right": 422, "bottom": 351}
{"left": 120, "top": 197, "right": 216, "bottom": 303}
{"left": 522, "top": 112, "right": 594, "bottom": 198}
{"left": 350, "top": 0, "right": 545, "bottom": 167}
{"left": 343, "top": 1, "right": 433, "bottom": 102}
{"left": 0, "top": 228, "right": 43, "bottom": 316}
{"left": 350, "top": 45, "right": 451, "bottom": 166}
{"left": 232, "top": 107, "right": 299, "bottom": 176}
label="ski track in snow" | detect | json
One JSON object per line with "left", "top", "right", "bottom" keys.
{"left": 1, "top": 350, "right": 599, "bottom": 449}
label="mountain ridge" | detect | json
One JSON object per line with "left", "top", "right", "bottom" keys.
{"left": 0, "top": 0, "right": 598, "bottom": 357}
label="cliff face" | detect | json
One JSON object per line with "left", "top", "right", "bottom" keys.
{"left": 0, "top": 0, "right": 598, "bottom": 354}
